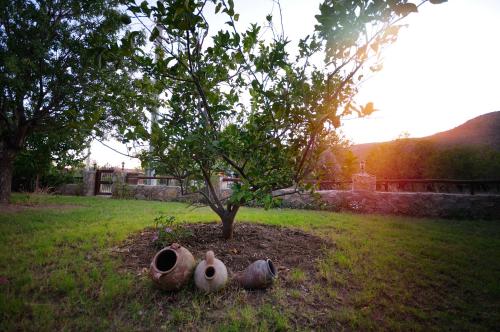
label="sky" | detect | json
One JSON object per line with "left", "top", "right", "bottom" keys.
{"left": 89, "top": 0, "right": 500, "bottom": 169}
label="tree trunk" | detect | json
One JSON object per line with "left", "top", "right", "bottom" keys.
{"left": 199, "top": 167, "right": 240, "bottom": 240}
{"left": 221, "top": 214, "right": 235, "bottom": 240}
{"left": 0, "top": 150, "right": 15, "bottom": 204}
{"left": 179, "top": 177, "right": 185, "bottom": 195}
{"left": 220, "top": 205, "right": 240, "bottom": 240}
{"left": 35, "top": 173, "right": 40, "bottom": 192}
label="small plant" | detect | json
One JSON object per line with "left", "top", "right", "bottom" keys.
{"left": 113, "top": 183, "right": 132, "bottom": 199}
{"left": 289, "top": 268, "right": 307, "bottom": 284}
{"left": 349, "top": 201, "right": 362, "bottom": 211}
{"left": 152, "top": 215, "right": 192, "bottom": 249}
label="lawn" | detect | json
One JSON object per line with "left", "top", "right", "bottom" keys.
{"left": 1, "top": 194, "right": 499, "bottom": 331}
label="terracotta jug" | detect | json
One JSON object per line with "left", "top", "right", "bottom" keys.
{"left": 235, "top": 259, "right": 277, "bottom": 289}
{"left": 194, "top": 251, "right": 228, "bottom": 292}
{"left": 150, "top": 243, "right": 195, "bottom": 291}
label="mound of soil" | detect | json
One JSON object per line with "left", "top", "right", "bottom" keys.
{"left": 115, "top": 222, "right": 338, "bottom": 328}
{"left": 118, "top": 223, "right": 332, "bottom": 285}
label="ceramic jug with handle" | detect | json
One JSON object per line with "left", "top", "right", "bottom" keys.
{"left": 194, "top": 250, "right": 228, "bottom": 292}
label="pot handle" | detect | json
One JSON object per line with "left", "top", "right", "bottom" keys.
{"left": 206, "top": 250, "right": 215, "bottom": 265}
{"left": 154, "top": 271, "right": 162, "bottom": 280}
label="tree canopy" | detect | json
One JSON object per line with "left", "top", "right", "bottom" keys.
{"left": 0, "top": 0, "right": 155, "bottom": 203}
{"left": 366, "top": 138, "right": 500, "bottom": 180}
{"left": 121, "top": 0, "right": 446, "bottom": 239}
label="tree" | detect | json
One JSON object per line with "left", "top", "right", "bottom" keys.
{"left": 139, "top": 139, "right": 200, "bottom": 195}
{"left": 426, "top": 146, "right": 500, "bottom": 180}
{"left": 311, "top": 133, "right": 357, "bottom": 186}
{"left": 11, "top": 122, "right": 92, "bottom": 192}
{"left": 0, "top": 0, "right": 154, "bottom": 203}
{"left": 124, "top": 0, "right": 445, "bottom": 239}
{"left": 365, "top": 139, "right": 500, "bottom": 180}
{"left": 366, "top": 138, "right": 437, "bottom": 178}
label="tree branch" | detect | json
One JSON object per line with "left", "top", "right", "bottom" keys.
{"left": 199, "top": 161, "right": 224, "bottom": 212}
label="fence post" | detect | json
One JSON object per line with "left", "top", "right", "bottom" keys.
{"left": 116, "top": 171, "right": 127, "bottom": 198}
{"left": 82, "top": 170, "right": 96, "bottom": 196}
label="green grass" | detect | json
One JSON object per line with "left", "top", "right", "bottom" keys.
{"left": 1, "top": 193, "right": 499, "bottom": 331}
{"left": 289, "top": 268, "right": 307, "bottom": 285}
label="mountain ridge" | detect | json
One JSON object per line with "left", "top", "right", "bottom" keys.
{"left": 351, "top": 111, "right": 500, "bottom": 160}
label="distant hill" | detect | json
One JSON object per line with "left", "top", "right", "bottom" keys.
{"left": 351, "top": 111, "right": 500, "bottom": 161}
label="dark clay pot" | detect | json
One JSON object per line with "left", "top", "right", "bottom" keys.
{"left": 150, "top": 243, "right": 195, "bottom": 291}
{"left": 235, "top": 259, "right": 277, "bottom": 289}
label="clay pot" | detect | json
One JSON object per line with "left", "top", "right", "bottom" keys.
{"left": 150, "top": 243, "right": 195, "bottom": 291}
{"left": 235, "top": 259, "right": 277, "bottom": 289}
{"left": 194, "top": 251, "right": 228, "bottom": 293}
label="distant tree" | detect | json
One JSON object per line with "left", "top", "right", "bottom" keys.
{"left": 365, "top": 138, "right": 500, "bottom": 180}
{"left": 12, "top": 127, "right": 90, "bottom": 192}
{"left": 311, "top": 131, "right": 345, "bottom": 181}
{"left": 339, "top": 148, "right": 359, "bottom": 182}
{"left": 139, "top": 140, "right": 199, "bottom": 195}
{"left": 124, "top": 0, "right": 445, "bottom": 239}
{"left": 313, "top": 137, "right": 358, "bottom": 184}
{"left": 426, "top": 146, "right": 500, "bottom": 179}
{"left": 366, "top": 138, "right": 436, "bottom": 178}
{"left": 0, "top": 0, "right": 155, "bottom": 203}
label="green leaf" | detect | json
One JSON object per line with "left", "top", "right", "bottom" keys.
{"left": 140, "top": 1, "right": 149, "bottom": 13}
{"left": 120, "top": 14, "right": 131, "bottom": 25}
{"left": 149, "top": 27, "right": 160, "bottom": 42}
{"left": 215, "top": 3, "right": 222, "bottom": 13}
{"left": 361, "top": 102, "right": 375, "bottom": 116}
{"left": 234, "top": 13, "right": 239, "bottom": 21}
{"left": 233, "top": 32, "right": 240, "bottom": 45}
{"left": 157, "top": 1, "right": 166, "bottom": 14}
{"left": 266, "top": 14, "right": 272, "bottom": 22}
{"left": 128, "top": 5, "right": 141, "bottom": 14}
{"left": 395, "top": 3, "right": 418, "bottom": 16}
{"left": 234, "top": 52, "right": 244, "bottom": 64}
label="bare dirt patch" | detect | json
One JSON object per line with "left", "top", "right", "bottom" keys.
{"left": 0, "top": 203, "right": 82, "bottom": 213}
{"left": 115, "top": 222, "right": 340, "bottom": 329}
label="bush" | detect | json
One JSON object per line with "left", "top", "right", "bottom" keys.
{"left": 112, "top": 183, "right": 133, "bottom": 199}
{"left": 152, "top": 215, "right": 192, "bottom": 249}
{"left": 12, "top": 163, "right": 82, "bottom": 193}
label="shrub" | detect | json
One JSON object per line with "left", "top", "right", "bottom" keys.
{"left": 152, "top": 215, "right": 192, "bottom": 249}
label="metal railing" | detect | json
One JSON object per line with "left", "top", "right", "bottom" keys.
{"left": 125, "top": 175, "right": 178, "bottom": 186}
{"left": 375, "top": 179, "right": 500, "bottom": 195}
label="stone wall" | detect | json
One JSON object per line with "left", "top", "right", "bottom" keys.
{"left": 57, "top": 183, "right": 83, "bottom": 196}
{"left": 68, "top": 170, "right": 500, "bottom": 220}
{"left": 276, "top": 189, "right": 500, "bottom": 220}
{"left": 112, "top": 183, "right": 181, "bottom": 201}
